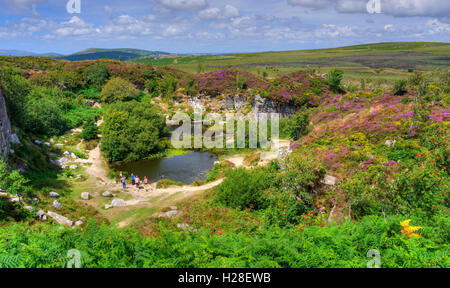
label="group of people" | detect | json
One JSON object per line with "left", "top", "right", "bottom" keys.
{"left": 120, "top": 171, "right": 151, "bottom": 190}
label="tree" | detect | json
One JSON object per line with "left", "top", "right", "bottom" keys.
{"left": 101, "top": 101, "right": 168, "bottom": 162}
{"left": 326, "top": 69, "right": 344, "bottom": 93}
{"left": 100, "top": 77, "right": 138, "bottom": 103}
{"left": 288, "top": 111, "right": 311, "bottom": 140}
{"left": 82, "top": 118, "right": 98, "bottom": 141}
{"left": 23, "top": 95, "right": 69, "bottom": 136}
{"left": 0, "top": 71, "right": 30, "bottom": 125}
{"left": 84, "top": 64, "right": 109, "bottom": 88}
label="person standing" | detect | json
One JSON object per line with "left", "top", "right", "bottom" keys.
{"left": 144, "top": 176, "right": 148, "bottom": 186}
{"left": 131, "top": 173, "right": 135, "bottom": 185}
{"left": 121, "top": 176, "right": 127, "bottom": 189}
{"left": 135, "top": 176, "right": 140, "bottom": 188}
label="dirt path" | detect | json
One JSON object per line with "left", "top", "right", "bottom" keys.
{"left": 84, "top": 145, "right": 112, "bottom": 184}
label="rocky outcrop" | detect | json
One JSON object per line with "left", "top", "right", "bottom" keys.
{"left": 225, "top": 94, "right": 300, "bottom": 118}
{"left": 0, "top": 90, "right": 11, "bottom": 162}
{"left": 252, "top": 95, "right": 299, "bottom": 118}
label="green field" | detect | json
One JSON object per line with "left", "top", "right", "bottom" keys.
{"left": 133, "top": 42, "right": 450, "bottom": 82}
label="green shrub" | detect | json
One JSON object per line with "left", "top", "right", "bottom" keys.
{"left": 326, "top": 69, "right": 344, "bottom": 93}
{"left": 216, "top": 167, "right": 275, "bottom": 210}
{"left": 287, "top": 111, "right": 311, "bottom": 140}
{"left": 82, "top": 118, "right": 98, "bottom": 141}
{"left": 393, "top": 80, "right": 408, "bottom": 96}
{"left": 100, "top": 77, "right": 138, "bottom": 103}
{"left": 101, "top": 101, "right": 168, "bottom": 162}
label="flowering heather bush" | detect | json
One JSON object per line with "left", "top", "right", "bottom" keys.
{"left": 186, "top": 69, "right": 329, "bottom": 106}
{"left": 189, "top": 69, "right": 268, "bottom": 97}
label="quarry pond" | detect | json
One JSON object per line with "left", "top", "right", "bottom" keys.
{"left": 113, "top": 151, "right": 218, "bottom": 184}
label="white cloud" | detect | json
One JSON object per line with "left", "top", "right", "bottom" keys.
{"left": 223, "top": 5, "right": 240, "bottom": 18}
{"left": 288, "top": 0, "right": 450, "bottom": 18}
{"left": 288, "top": 0, "right": 333, "bottom": 9}
{"left": 156, "top": 0, "right": 207, "bottom": 11}
{"left": 426, "top": 19, "right": 450, "bottom": 34}
{"left": 198, "top": 7, "right": 221, "bottom": 19}
{"left": 53, "top": 16, "right": 95, "bottom": 37}
{"left": 384, "top": 24, "right": 394, "bottom": 32}
{"left": 1, "top": 0, "right": 43, "bottom": 12}
{"left": 198, "top": 5, "right": 240, "bottom": 20}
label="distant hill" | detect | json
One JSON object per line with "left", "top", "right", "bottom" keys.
{"left": 57, "top": 48, "right": 172, "bottom": 61}
{"left": 0, "top": 50, "right": 63, "bottom": 57}
{"left": 0, "top": 50, "right": 39, "bottom": 57}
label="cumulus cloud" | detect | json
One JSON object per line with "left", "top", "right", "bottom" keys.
{"left": 155, "top": 0, "right": 207, "bottom": 11}
{"left": 53, "top": 16, "right": 95, "bottom": 37}
{"left": 288, "top": 0, "right": 450, "bottom": 18}
{"left": 1, "top": 0, "right": 44, "bottom": 12}
{"left": 198, "top": 5, "right": 239, "bottom": 20}
{"left": 198, "top": 7, "right": 221, "bottom": 19}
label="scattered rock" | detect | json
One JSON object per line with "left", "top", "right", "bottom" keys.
{"left": 81, "top": 192, "right": 90, "bottom": 200}
{"left": 34, "top": 140, "right": 42, "bottom": 145}
{"left": 31, "top": 198, "right": 40, "bottom": 203}
{"left": 49, "top": 191, "right": 60, "bottom": 198}
{"left": 104, "top": 204, "right": 113, "bottom": 209}
{"left": 47, "top": 211, "right": 73, "bottom": 227}
{"left": 36, "top": 210, "right": 46, "bottom": 220}
{"left": 74, "top": 221, "right": 83, "bottom": 226}
{"left": 385, "top": 140, "right": 397, "bottom": 147}
{"left": 102, "top": 191, "right": 112, "bottom": 197}
{"left": 10, "top": 149, "right": 14, "bottom": 154}
{"left": 24, "top": 206, "right": 33, "bottom": 211}
{"left": 44, "top": 142, "right": 51, "bottom": 147}
{"left": 69, "top": 165, "right": 78, "bottom": 170}
{"left": 53, "top": 200, "right": 62, "bottom": 209}
{"left": 0, "top": 192, "right": 8, "bottom": 197}
{"left": 80, "top": 216, "right": 85, "bottom": 220}
{"left": 159, "top": 210, "right": 178, "bottom": 218}
{"left": 170, "top": 206, "right": 178, "bottom": 211}
{"left": 10, "top": 197, "right": 20, "bottom": 203}
{"left": 322, "top": 175, "right": 338, "bottom": 186}
{"left": 111, "top": 199, "right": 126, "bottom": 207}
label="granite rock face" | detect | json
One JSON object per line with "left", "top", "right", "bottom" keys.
{"left": 0, "top": 90, "right": 11, "bottom": 162}
{"left": 225, "top": 94, "right": 300, "bottom": 118}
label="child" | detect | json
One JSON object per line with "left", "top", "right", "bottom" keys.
{"left": 135, "top": 176, "right": 140, "bottom": 188}
{"left": 121, "top": 176, "right": 127, "bottom": 189}
{"left": 144, "top": 176, "right": 148, "bottom": 186}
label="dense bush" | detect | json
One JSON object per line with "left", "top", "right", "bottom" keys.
{"left": 216, "top": 167, "right": 276, "bottom": 210}
{"left": 287, "top": 110, "right": 311, "bottom": 140}
{"left": 326, "top": 69, "right": 344, "bottom": 93}
{"left": 84, "top": 64, "right": 109, "bottom": 88}
{"left": 81, "top": 118, "right": 98, "bottom": 141}
{"left": 23, "top": 93, "right": 69, "bottom": 136}
{"left": 100, "top": 77, "right": 138, "bottom": 103}
{"left": 101, "top": 101, "right": 169, "bottom": 162}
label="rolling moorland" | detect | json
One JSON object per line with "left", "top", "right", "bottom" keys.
{"left": 0, "top": 42, "right": 448, "bottom": 268}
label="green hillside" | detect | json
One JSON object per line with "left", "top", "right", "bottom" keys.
{"left": 132, "top": 42, "right": 450, "bottom": 80}
{"left": 58, "top": 48, "right": 172, "bottom": 61}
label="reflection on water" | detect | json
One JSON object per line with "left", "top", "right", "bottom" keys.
{"left": 114, "top": 151, "right": 217, "bottom": 184}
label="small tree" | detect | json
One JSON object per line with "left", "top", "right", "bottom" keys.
{"left": 407, "top": 71, "right": 430, "bottom": 137}
{"left": 326, "top": 69, "right": 344, "bottom": 93}
{"left": 100, "top": 77, "right": 138, "bottom": 103}
{"left": 393, "top": 80, "right": 408, "bottom": 96}
{"left": 288, "top": 111, "right": 311, "bottom": 141}
{"left": 82, "top": 118, "right": 98, "bottom": 141}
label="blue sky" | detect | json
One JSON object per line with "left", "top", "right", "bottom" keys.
{"left": 0, "top": 0, "right": 449, "bottom": 54}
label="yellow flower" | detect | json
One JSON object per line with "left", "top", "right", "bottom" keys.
{"left": 400, "top": 219, "right": 422, "bottom": 239}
